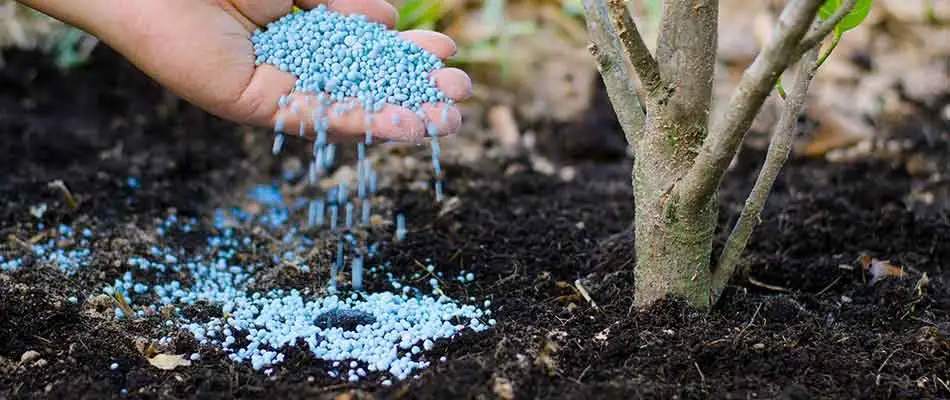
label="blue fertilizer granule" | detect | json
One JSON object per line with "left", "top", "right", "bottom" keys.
{"left": 251, "top": 7, "right": 452, "bottom": 303}
{"left": 249, "top": 184, "right": 284, "bottom": 207}
{"left": 68, "top": 196, "right": 492, "bottom": 384}
{"left": 1, "top": 224, "right": 93, "bottom": 274}
{"left": 254, "top": 5, "right": 451, "bottom": 227}
{"left": 0, "top": 7, "right": 476, "bottom": 386}
{"left": 252, "top": 6, "right": 447, "bottom": 113}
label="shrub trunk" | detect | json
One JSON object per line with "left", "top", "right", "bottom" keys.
{"left": 632, "top": 112, "right": 718, "bottom": 307}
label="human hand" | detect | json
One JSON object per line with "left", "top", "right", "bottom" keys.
{"left": 106, "top": 0, "right": 472, "bottom": 142}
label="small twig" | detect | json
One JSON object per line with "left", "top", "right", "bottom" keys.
{"left": 577, "top": 364, "right": 593, "bottom": 382}
{"left": 317, "top": 383, "right": 353, "bottom": 393}
{"left": 7, "top": 234, "right": 33, "bottom": 252}
{"left": 936, "top": 376, "right": 950, "bottom": 394}
{"left": 747, "top": 276, "right": 791, "bottom": 293}
{"left": 797, "top": 0, "right": 859, "bottom": 55}
{"left": 816, "top": 276, "right": 843, "bottom": 296}
{"left": 32, "top": 335, "right": 52, "bottom": 344}
{"left": 29, "top": 232, "right": 47, "bottom": 244}
{"left": 734, "top": 302, "right": 763, "bottom": 343}
{"left": 113, "top": 292, "right": 135, "bottom": 319}
{"left": 605, "top": 0, "right": 660, "bottom": 93}
{"left": 694, "top": 362, "right": 706, "bottom": 384}
{"left": 875, "top": 350, "right": 899, "bottom": 386}
{"left": 47, "top": 179, "right": 78, "bottom": 209}
{"left": 574, "top": 279, "right": 600, "bottom": 311}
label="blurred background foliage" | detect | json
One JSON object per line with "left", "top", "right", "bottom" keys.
{"left": 0, "top": 0, "right": 97, "bottom": 68}
{"left": 3, "top": 0, "right": 948, "bottom": 161}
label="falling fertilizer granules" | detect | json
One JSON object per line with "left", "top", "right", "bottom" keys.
{"left": 5, "top": 188, "right": 494, "bottom": 384}
{"left": 114, "top": 202, "right": 492, "bottom": 383}
{"left": 255, "top": 5, "right": 453, "bottom": 293}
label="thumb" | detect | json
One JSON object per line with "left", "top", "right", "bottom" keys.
{"left": 226, "top": 0, "right": 295, "bottom": 27}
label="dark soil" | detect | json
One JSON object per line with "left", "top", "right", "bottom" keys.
{"left": 1, "top": 47, "right": 949, "bottom": 400}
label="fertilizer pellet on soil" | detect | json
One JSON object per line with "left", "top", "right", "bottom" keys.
{"left": 1, "top": 6, "right": 484, "bottom": 387}
{"left": 95, "top": 197, "right": 492, "bottom": 382}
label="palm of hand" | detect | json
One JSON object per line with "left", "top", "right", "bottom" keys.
{"left": 117, "top": 0, "right": 470, "bottom": 142}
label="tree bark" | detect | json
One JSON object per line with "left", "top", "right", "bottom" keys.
{"left": 581, "top": 0, "right": 646, "bottom": 148}
{"left": 581, "top": 0, "right": 845, "bottom": 308}
{"left": 632, "top": 0, "right": 719, "bottom": 307}
{"left": 633, "top": 142, "right": 718, "bottom": 306}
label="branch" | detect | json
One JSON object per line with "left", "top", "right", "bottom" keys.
{"left": 581, "top": 0, "right": 647, "bottom": 147}
{"left": 678, "top": 0, "right": 824, "bottom": 213}
{"left": 797, "top": 0, "right": 858, "bottom": 54}
{"left": 710, "top": 46, "right": 821, "bottom": 305}
{"left": 606, "top": 0, "right": 661, "bottom": 93}
{"left": 652, "top": 0, "right": 718, "bottom": 123}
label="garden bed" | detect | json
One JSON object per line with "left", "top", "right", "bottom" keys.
{"left": 1, "top": 47, "right": 948, "bottom": 399}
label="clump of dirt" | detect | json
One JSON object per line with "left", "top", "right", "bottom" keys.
{"left": 1, "top": 46, "right": 948, "bottom": 400}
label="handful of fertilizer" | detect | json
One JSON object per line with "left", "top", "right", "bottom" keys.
{"left": 251, "top": 8, "right": 451, "bottom": 291}
{"left": 252, "top": 5, "right": 452, "bottom": 136}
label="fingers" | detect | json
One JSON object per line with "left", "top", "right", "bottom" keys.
{"left": 431, "top": 68, "right": 473, "bottom": 102}
{"left": 398, "top": 30, "right": 457, "bottom": 60}
{"left": 236, "top": 64, "right": 468, "bottom": 143}
{"left": 295, "top": 0, "right": 398, "bottom": 28}
{"left": 239, "top": 70, "right": 469, "bottom": 141}
{"left": 226, "top": 0, "right": 399, "bottom": 29}
{"left": 267, "top": 92, "right": 464, "bottom": 142}
{"left": 272, "top": 94, "right": 434, "bottom": 142}
{"left": 422, "top": 103, "right": 462, "bottom": 137}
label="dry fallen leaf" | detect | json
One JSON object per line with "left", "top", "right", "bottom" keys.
{"left": 859, "top": 255, "right": 905, "bottom": 285}
{"left": 915, "top": 272, "right": 930, "bottom": 296}
{"left": 134, "top": 339, "right": 160, "bottom": 359}
{"left": 492, "top": 376, "right": 515, "bottom": 400}
{"left": 334, "top": 392, "right": 354, "bottom": 400}
{"left": 147, "top": 353, "right": 191, "bottom": 371}
{"left": 19, "top": 350, "right": 40, "bottom": 364}
{"left": 594, "top": 327, "right": 610, "bottom": 342}
{"left": 534, "top": 340, "right": 559, "bottom": 376}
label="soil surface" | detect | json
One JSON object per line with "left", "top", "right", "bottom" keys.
{"left": 1, "top": 47, "right": 949, "bottom": 400}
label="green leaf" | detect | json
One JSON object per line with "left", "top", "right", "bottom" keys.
{"left": 54, "top": 28, "right": 94, "bottom": 69}
{"left": 837, "top": 0, "right": 873, "bottom": 32}
{"left": 397, "top": 0, "right": 443, "bottom": 31}
{"left": 819, "top": 0, "right": 873, "bottom": 34}
{"left": 818, "top": 0, "right": 839, "bottom": 20}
